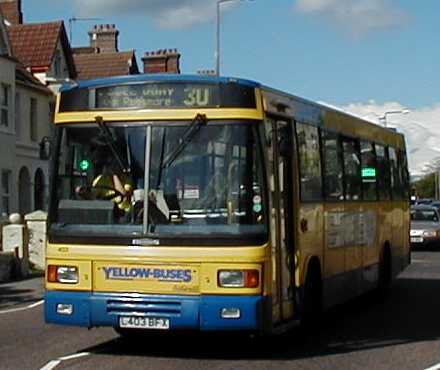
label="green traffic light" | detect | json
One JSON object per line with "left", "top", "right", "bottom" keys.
{"left": 79, "top": 159, "right": 91, "bottom": 171}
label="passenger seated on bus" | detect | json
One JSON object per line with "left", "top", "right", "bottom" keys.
{"left": 75, "top": 147, "right": 133, "bottom": 215}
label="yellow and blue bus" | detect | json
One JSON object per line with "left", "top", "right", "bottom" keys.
{"left": 45, "top": 74, "right": 410, "bottom": 335}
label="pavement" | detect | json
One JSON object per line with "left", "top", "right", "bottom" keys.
{"left": 0, "top": 274, "right": 44, "bottom": 310}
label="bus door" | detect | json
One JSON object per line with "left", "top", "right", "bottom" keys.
{"left": 265, "top": 117, "right": 296, "bottom": 323}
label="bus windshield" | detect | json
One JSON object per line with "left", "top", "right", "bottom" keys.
{"left": 50, "top": 121, "right": 267, "bottom": 245}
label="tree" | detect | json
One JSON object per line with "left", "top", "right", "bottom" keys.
{"left": 412, "top": 172, "right": 435, "bottom": 199}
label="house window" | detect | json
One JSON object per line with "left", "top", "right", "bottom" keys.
{"left": 49, "top": 102, "right": 55, "bottom": 123}
{"left": 0, "top": 84, "right": 10, "bottom": 127}
{"left": 30, "top": 98, "right": 38, "bottom": 141}
{"left": 1, "top": 169, "right": 11, "bottom": 215}
{"left": 15, "top": 92, "right": 20, "bottom": 138}
{"left": 54, "top": 50, "right": 61, "bottom": 76}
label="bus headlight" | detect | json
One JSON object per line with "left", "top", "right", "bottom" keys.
{"left": 48, "top": 265, "right": 78, "bottom": 284}
{"left": 218, "top": 270, "right": 259, "bottom": 288}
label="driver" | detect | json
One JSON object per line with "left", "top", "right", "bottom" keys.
{"left": 76, "top": 146, "right": 133, "bottom": 214}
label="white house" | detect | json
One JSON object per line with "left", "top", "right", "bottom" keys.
{"left": 0, "top": 0, "right": 76, "bottom": 216}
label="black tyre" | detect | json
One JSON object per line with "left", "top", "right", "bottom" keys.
{"left": 377, "top": 247, "right": 392, "bottom": 299}
{"left": 300, "top": 262, "right": 323, "bottom": 332}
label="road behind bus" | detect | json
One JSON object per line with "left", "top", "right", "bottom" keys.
{"left": 1, "top": 251, "right": 440, "bottom": 370}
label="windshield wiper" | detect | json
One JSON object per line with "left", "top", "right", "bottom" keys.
{"left": 95, "top": 116, "right": 129, "bottom": 173}
{"left": 160, "top": 113, "right": 207, "bottom": 170}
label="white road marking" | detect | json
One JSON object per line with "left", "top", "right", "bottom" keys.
{"left": 59, "top": 352, "right": 91, "bottom": 361}
{"left": 424, "top": 362, "right": 440, "bottom": 370}
{"left": 0, "top": 299, "right": 44, "bottom": 315}
{"left": 39, "top": 360, "right": 61, "bottom": 370}
{"left": 39, "top": 352, "right": 90, "bottom": 370}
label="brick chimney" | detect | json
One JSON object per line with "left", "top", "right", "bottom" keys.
{"left": 0, "top": 0, "right": 23, "bottom": 25}
{"left": 88, "top": 24, "right": 119, "bottom": 53}
{"left": 197, "top": 69, "right": 216, "bottom": 76}
{"left": 142, "top": 49, "right": 181, "bottom": 74}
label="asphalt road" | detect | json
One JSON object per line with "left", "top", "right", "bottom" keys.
{"left": 2, "top": 251, "right": 440, "bottom": 370}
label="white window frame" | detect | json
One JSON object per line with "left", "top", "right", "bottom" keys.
{"left": 30, "top": 97, "right": 38, "bottom": 142}
{"left": 15, "top": 91, "right": 20, "bottom": 138}
{"left": 0, "top": 83, "right": 10, "bottom": 128}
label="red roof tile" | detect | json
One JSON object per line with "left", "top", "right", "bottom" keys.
{"left": 8, "top": 21, "right": 76, "bottom": 77}
{"left": 73, "top": 51, "right": 139, "bottom": 80}
{"left": 9, "top": 21, "right": 61, "bottom": 69}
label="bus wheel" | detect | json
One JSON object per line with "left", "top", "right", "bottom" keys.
{"left": 300, "top": 262, "right": 323, "bottom": 332}
{"left": 377, "top": 246, "right": 392, "bottom": 299}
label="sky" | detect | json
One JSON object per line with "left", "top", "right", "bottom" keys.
{"left": 23, "top": 0, "right": 440, "bottom": 173}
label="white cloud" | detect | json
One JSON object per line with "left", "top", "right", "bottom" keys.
{"left": 72, "top": 0, "right": 219, "bottom": 29}
{"left": 340, "top": 100, "right": 440, "bottom": 175}
{"left": 294, "top": 0, "right": 407, "bottom": 36}
{"left": 73, "top": 0, "right": 407, "bottom": 33}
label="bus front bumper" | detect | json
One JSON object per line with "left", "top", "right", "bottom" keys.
{"left": 45, "top": 291, "right": 266, "bottom": 331}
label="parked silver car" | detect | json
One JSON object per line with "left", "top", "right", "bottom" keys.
{"left": 410, "top": 205, "right": 440, "bottom": 247}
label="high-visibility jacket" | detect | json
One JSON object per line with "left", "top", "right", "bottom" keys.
{"left": 92, "top": 174, "right": 133, "bottom": 212}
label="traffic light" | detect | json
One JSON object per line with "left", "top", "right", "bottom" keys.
{"left": 79, "top": 159, "right": 91, "bottom": 171}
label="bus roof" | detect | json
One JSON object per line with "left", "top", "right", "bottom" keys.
{"left": 60, "top": 74, "right": 262, "bottom": 92}
{"left": 57, "top": 74, "right": 404, "bottom": 143}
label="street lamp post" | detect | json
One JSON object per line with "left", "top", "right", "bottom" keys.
{"left": 379, "top": 109, "right": 410, "bottom": 127}
{"left": 216, "top": 0, "right": 253, "bottom": 76}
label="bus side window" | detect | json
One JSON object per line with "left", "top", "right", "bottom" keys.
{"left": 360, "top": 140, "right": 377, "bottom": 201}
{"left": 296, "top": 122, "right": 323, "bottom": 201}
{"left": 321, "top": 130, "right": 344, "bottom": 201}
{"left": 342, "top": 138, "right": 362, "bottom": 201}
{"left": 389, "top": 147, "right": 401, "bottom": 200}
{"left": 375, "top": 144, "right": 391, "bottom": 200}
{"left": 398, "top": 149, "right": 410, "bottom": 200}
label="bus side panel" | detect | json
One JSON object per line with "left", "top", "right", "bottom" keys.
{"left": 402, "top": 201, "right": 411, "bottom": 268}
{"left": 391, "top": 200, "right": 411, "bottom": 277}
{"left": 343, "top": 202, "right": 364, "bottom": 298}
{"left": 378, "top": 201, "right": 393, "bottom": 265}
{"left": 322, "top": 203, "right": 347, "bottom": 309}
{"left": 298, "top": 203, "right": 324, "bottom": 292}
{"left": 361, "top": 203, "right": 381, "bottom": 292}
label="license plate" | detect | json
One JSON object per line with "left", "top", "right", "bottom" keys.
{"left": 119, "top": 316, "right": 170, "bottom": 330}
{"left": 411, "top": 237, "right": 423, "bottom": 243}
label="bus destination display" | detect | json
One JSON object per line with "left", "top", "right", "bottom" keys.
{"left": 96, "top": 84, "right": 217, "bottom": 109}
{"left": 59, "top": 82, "right": 256, "bottom": 112}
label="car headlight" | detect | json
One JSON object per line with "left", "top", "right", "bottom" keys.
{"left": 48, "top": 265, "right": 79, "bottom": 284}
{"left": 423, "top": 230, "right": 436, "bottom": 237}
{"left": 218, "top": 270, "right": 259, "bottom": 288}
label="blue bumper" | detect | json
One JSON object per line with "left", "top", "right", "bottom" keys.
{"left": 45, "top": 291, "right": 265, "bottom": 331}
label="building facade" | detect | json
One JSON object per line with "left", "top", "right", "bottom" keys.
{"left": 0, "top": 56, "right": 17, "bottom": 217}
{"left": 0, "top": 1, "right": 182, "bottom": 217}
{"left": 0, "top": 0, "right": 75, "bottom": 216}
{"left": 14, "top": 66, "right": 52, "bottom": 214}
